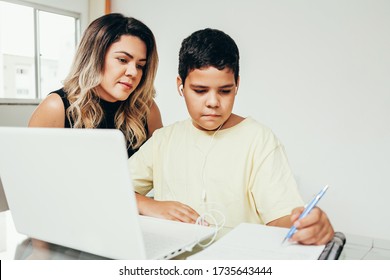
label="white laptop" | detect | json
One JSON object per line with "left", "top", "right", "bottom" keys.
{"left": 0, "top": 127, "right": 214, "bottom": 259}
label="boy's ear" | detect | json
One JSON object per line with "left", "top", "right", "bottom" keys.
{"left": 176, "top": 76, "right": 184, "bottom": 97}
{"left": 235, "top": 76, "right": 240, "bottom": 94}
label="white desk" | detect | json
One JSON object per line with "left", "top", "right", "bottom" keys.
{"left": 338, "top": 233, "right": 390, "bottom": 260}
{"left": 1, "top": 211, "right": 390, "bottom": 260}
{"left": 0, "top": 212, "right": 27, "bottom": 259}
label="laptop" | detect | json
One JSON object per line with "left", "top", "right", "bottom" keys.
{"left": 0, "top": 127, "right": 214, "bottom": 260}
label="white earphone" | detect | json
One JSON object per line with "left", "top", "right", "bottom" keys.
{"left": 179, "top": 84, "right": 184, "bottom": 96}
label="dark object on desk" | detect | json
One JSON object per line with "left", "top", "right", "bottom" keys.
{"left": 318, "top": 232, "right": 346, "bottom": 260}
{"left": 0, "top": 177, "right": 10, "bottom": 212}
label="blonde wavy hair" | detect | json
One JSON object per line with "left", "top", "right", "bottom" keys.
{"left": 63, "top": 13, "right": 158, "bottom": 149}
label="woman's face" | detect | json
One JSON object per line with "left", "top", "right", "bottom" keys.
{"left": 97, "top": 35, "right": 147, "bottom": 102}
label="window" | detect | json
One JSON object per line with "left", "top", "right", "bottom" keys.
{"left": 0, "top": 0, "right": 80, "bottom": 101}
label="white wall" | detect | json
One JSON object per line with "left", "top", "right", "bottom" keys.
{"left": 88, "top": 0, "right": 106, "bottom": 22}
{"left": 112, "top": 0, "right": 390, "bottom": 240}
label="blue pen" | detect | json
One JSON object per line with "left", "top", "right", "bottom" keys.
{"left": 282, "top": 185, "right": 329, "bottom": 244}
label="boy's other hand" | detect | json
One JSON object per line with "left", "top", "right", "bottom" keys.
{"left": 136, "top": 193, "right": 200, "bottom": 223}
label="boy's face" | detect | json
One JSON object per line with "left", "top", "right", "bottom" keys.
{"left": 178, "top": 66, "right": 238, "bottom": 131}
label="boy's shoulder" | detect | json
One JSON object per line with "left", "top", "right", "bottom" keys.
{"left": 231, "top": 117, "right": 274, "bottom": 134}
{"left": 231, "top": 117, "right": 281, "bottom": 146}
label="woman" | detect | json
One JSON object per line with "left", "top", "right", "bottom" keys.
{"left": 29, "top": 13, "right": 162, "bottom": 158}
{"left": 27, "top": 13, "right": 162, "bottom": 259}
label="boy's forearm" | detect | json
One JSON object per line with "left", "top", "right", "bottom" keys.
{"left": 266, "top": 215, "right": 292, "bottom": 228}
{"left": 134, "top": 192, "right": 153, "bottom": 215}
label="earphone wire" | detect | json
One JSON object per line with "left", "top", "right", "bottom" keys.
{"left": 195, "top": 208, "right": 225, "bottom": 247}
{"left": 160, "top": 120, "right": 227, "bottom": 248}
{"left": 196, "top": 122, "right": 226, "bottom": 247}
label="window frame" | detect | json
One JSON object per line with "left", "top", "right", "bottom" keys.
{"left": 0, "top": 0, "right": 81, "bottom": 105}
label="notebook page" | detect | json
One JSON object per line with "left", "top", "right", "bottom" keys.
{"left": 188, "top": 223, "right": 325, "bottom": 260}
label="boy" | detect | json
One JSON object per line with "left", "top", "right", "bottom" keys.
{"left": 129, "top": 28, "right": 334, "bottom": 245}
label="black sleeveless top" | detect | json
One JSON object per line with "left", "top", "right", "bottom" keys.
{"left": 52, "top": 88, "right": 148, "bottom": 158}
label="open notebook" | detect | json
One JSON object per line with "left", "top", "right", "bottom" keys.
{"left": 188, "top": 223, "right": 328, "bottom": 260}
{"left": 0, "top": 127, "right": 214, "bottom": 260}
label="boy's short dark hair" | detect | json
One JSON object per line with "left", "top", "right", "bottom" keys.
{"left": 178, "top": 28, "right": 240, "bottom": 84}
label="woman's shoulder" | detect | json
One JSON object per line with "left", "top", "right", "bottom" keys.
{"left": 49, "top": 88, "right": 70, "bottom": 108}
{"left": 50, "top": 88, "right": 66, "bottom": 97}
{"left": 28, "top": 92, "right": 66, "bottom": 127}
{"left": 37, "top": 93, "right": 66, "bottom": 113}
{"left": 147, "top": 100, "right": 163, "bottom": 137}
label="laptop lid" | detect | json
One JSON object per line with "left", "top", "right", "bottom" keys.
{"left": 0, "top": 127, "right": 213, "bottom": 259}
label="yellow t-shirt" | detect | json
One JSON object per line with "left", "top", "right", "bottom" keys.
{"left": 129, "top": 117, "right": 304, "bottom": 227}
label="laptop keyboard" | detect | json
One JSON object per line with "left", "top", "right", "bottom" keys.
{"left": 142, "top": 231, "right": 193, "bottom": 259}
